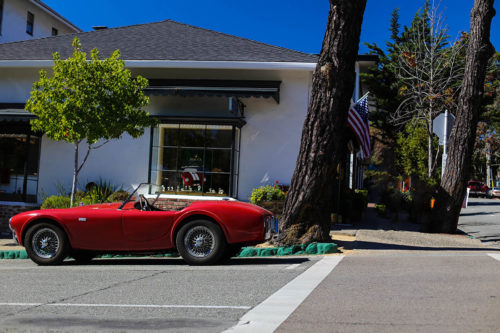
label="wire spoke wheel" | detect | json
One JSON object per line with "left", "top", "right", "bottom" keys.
{"left": 25, "top": 223, "right": 68, "bottom": 265}
{"left": 32, "top": 228, "right": 60, "bottom": 259}
{"left": 176, "top": 220, "right": 226, "bottom": 265}
{"left": 184, "top": 226, "right": 215, "bottom": 258}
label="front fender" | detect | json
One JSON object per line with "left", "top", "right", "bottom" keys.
{"left": 18, "top": 213, "right": 69, "bottom": 245}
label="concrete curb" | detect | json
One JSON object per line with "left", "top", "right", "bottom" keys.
{"left": 0, "top": 242, "right": 339, "bottom": 260}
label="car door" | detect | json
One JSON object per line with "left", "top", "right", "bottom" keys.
{"left": 121, "top": 209, "right": 176, "bottom": 250}
{"left": 64, "top": 207, "right": 124, "bottom": 250}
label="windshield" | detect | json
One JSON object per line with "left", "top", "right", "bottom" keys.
{"left": 119, "top": 183, "right": 163, "bottom": 210}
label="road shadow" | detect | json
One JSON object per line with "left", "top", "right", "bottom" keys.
{"left": 460, "top": 211, "right": 496, "bottom": 217}
{"left": 467, "top": 200, "right": 500, "bottom": 207}
{"left": 337, "top": 239, "right": 500, "bottom": 252}
{"left": 61, "top": 257, "right": 310, "bottom": 266}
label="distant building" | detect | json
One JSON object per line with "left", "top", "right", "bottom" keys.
{"left": 0, "top": 0, "right": 80, "bottom": 44}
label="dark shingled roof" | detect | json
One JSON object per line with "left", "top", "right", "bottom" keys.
{"left": 0, "top": 20, "right": 318, "bottom": 63}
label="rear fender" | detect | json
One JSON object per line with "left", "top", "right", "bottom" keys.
{"left": 170, "top": 210, "right": 230, "bottom": 245}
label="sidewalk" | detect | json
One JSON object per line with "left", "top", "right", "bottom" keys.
{"left": 331, "top": 203, "right": 500, "bottom": 254}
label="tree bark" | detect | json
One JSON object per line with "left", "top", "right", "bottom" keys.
{"left": 425, "top": 0, "right": 495, "bottom": 233}
{"left": 278, "top": 0, "right": 367, "bottom": 245}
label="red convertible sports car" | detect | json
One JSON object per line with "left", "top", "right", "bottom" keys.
{"left": 9, "top": 184, "right": 277, "bottom": 266}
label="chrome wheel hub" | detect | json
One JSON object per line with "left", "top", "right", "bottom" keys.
{"left": 32, "top": 228, "right": 60, "bottom": 259}
{"left": 184, "top": 226, "right": 215, "bottom": 258}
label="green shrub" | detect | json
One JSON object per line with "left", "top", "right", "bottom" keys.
{"left": 375, "top": 204, "right": 387, "bottom": 216}
{"left": 250, "top": 185, "right": 286, "bottom": 204}
{"left": 85, "top": 178, "right": 118, "bottom": 203}
{"left": 107, "top": 190, "right": 130, "bottom": 202}
{"left": 41, "top": 195, "right": 71, "bottom": 209}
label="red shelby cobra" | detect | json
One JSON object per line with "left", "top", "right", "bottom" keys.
{"left": 9, "top": 184, "right": 277, "bottom": 265}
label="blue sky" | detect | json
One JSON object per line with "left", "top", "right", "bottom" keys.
{"left": 45, "top": 0, "right": 498, "bottom": 55}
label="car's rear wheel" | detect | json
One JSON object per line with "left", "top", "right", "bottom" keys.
{"left": 24, "top": 223, "right": 69, "bottom": 266}
{"left": 175, "top": 220, "right": 226, "bottom": 265}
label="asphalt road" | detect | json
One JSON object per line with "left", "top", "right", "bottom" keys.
{"left": 459, "top": 197, "right": 500, "bottom": 246}
{"left": 1, "top": 253, "right": 499, "bottom": 332}
{"left": 0, "top": 257, "right": 317, "bottom": 332}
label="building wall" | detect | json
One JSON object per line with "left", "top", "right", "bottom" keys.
{"left": 0, "top": 0, "right": 77, "bottom": 44}
{"left": 0, "top": 66, "right": 313, "bottom": 203}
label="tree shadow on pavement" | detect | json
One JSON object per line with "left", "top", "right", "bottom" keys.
{"left": 336, "top": 239, "right": 500, "bottom": 252}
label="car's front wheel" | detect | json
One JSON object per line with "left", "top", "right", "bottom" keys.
{"left": 175, "top": 220, "right": 226, "bottom": 265}
{"left": 24, "top": 222, "right": 69, "bottom": 266}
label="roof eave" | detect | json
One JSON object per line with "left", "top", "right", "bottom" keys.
{"left": 0, "top": 60, "right": 318, "bottom": 71}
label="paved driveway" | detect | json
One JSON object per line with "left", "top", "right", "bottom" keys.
{"left": 459, "top": 197, "right": 500, "bottom": 247}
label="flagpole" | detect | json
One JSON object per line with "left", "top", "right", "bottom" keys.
{"left": 357, "top": 91, "right": 370, "bottom": 103}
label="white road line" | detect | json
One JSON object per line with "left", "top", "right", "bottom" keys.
{"left": 488, "top": 253, "right": 500, "bottom": 262}
{"left": 285, "top": 263, "right": 300, "bottom": 270}
{"left": 0, "top": 303, "right": 250, "bottom": 310}
{"left": 224, "top": 255, "right": 344, "bottom": 333}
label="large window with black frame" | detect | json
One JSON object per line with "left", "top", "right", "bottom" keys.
{"left": 0, "top": 133, "right": 40, "bottom": 202}
{"left": 150, "top": 124, "right": 240, "bottom": 197}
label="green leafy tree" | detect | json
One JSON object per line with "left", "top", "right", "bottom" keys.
{"left": 26, "top": 37, "right": 156, "bottom": 205}
{"left": 397, "top": 121, "right": 440, "bottom": 185}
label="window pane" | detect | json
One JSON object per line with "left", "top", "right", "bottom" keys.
{"left": 204, "top": 174, "right": 230, "bottom": 196}
{"left": 179, "top": 148, "right": 204, "bottom": 170}
{"left": 205, "top": 149, "right": 231, "bottom": 173}
{"left": 179, "top": 125, "right": 204, "bottom": 147}
{"left": 161, "top": 148, "right": 178, "bottom": 171}
{"left": 205, "top": 126, "right": 232, "bottom": 148}
{"left": 162, "top": 126, "right": 179, "bottom": 147}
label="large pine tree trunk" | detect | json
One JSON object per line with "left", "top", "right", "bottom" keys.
{"left": 278, "top": 0, "right": 367, "bottom": 245}
{"left": 425, "top": 0, "right": 495, "bottom": 233}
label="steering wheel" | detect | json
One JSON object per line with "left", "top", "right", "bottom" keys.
{"left": 139, "top": 194, "right": 150, "bottom": 211}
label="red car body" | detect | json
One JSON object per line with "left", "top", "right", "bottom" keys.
{"left": 9, "top": 185, "right": 276, "bottom": 265}
{"left": 467, "top": 180, "right": 489, "bottom": 198}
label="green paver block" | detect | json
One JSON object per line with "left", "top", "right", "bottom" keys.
{"left": 237, "top": 242, "right": 338, "bottom": 257}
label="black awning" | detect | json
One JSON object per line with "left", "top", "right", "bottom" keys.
{"left": 145, "top": 79, "right": 281, "bottom": 103}
{"left": 0, "top": 103, "right": 36, "bottom": 123}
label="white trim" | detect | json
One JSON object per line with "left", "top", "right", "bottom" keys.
{"left": 0, "top": 60, "right": 317, "bottom": 71}
{"left": 224, "top": 256, "right": 344, "bottom": 332}
{"left": 125, "top": 60, "right": 317, "bottom": 71}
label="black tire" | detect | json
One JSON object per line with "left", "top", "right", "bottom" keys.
{"left": 175, "top": 220, "right": 226, "bottom": 265}
{"left": 24, "top": 222, "right": 69, "bottom": 266}
{"left": 71, "top": 251, "right": 95, "bottom": 263}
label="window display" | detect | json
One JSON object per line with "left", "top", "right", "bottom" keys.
{"left": 150, "top": 124, "right": 240, "bottom": 196}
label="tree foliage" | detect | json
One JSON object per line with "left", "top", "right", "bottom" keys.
{"left": 26, "top": 37, "right": 156, "bottom": 204}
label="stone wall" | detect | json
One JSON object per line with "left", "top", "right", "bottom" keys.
{"left": 0, "top": 203, "right": 39, "bottom": 238}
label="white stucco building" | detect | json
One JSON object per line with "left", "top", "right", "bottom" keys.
{"left": 0, "top": 19, "right": 374, "bottom": 229}
{"left": 0, "top": 0, "right": 80, "bottom": 44}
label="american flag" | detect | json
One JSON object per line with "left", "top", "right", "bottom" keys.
{"left": 347, "top": 95, "right": 371, "bottom": 158}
